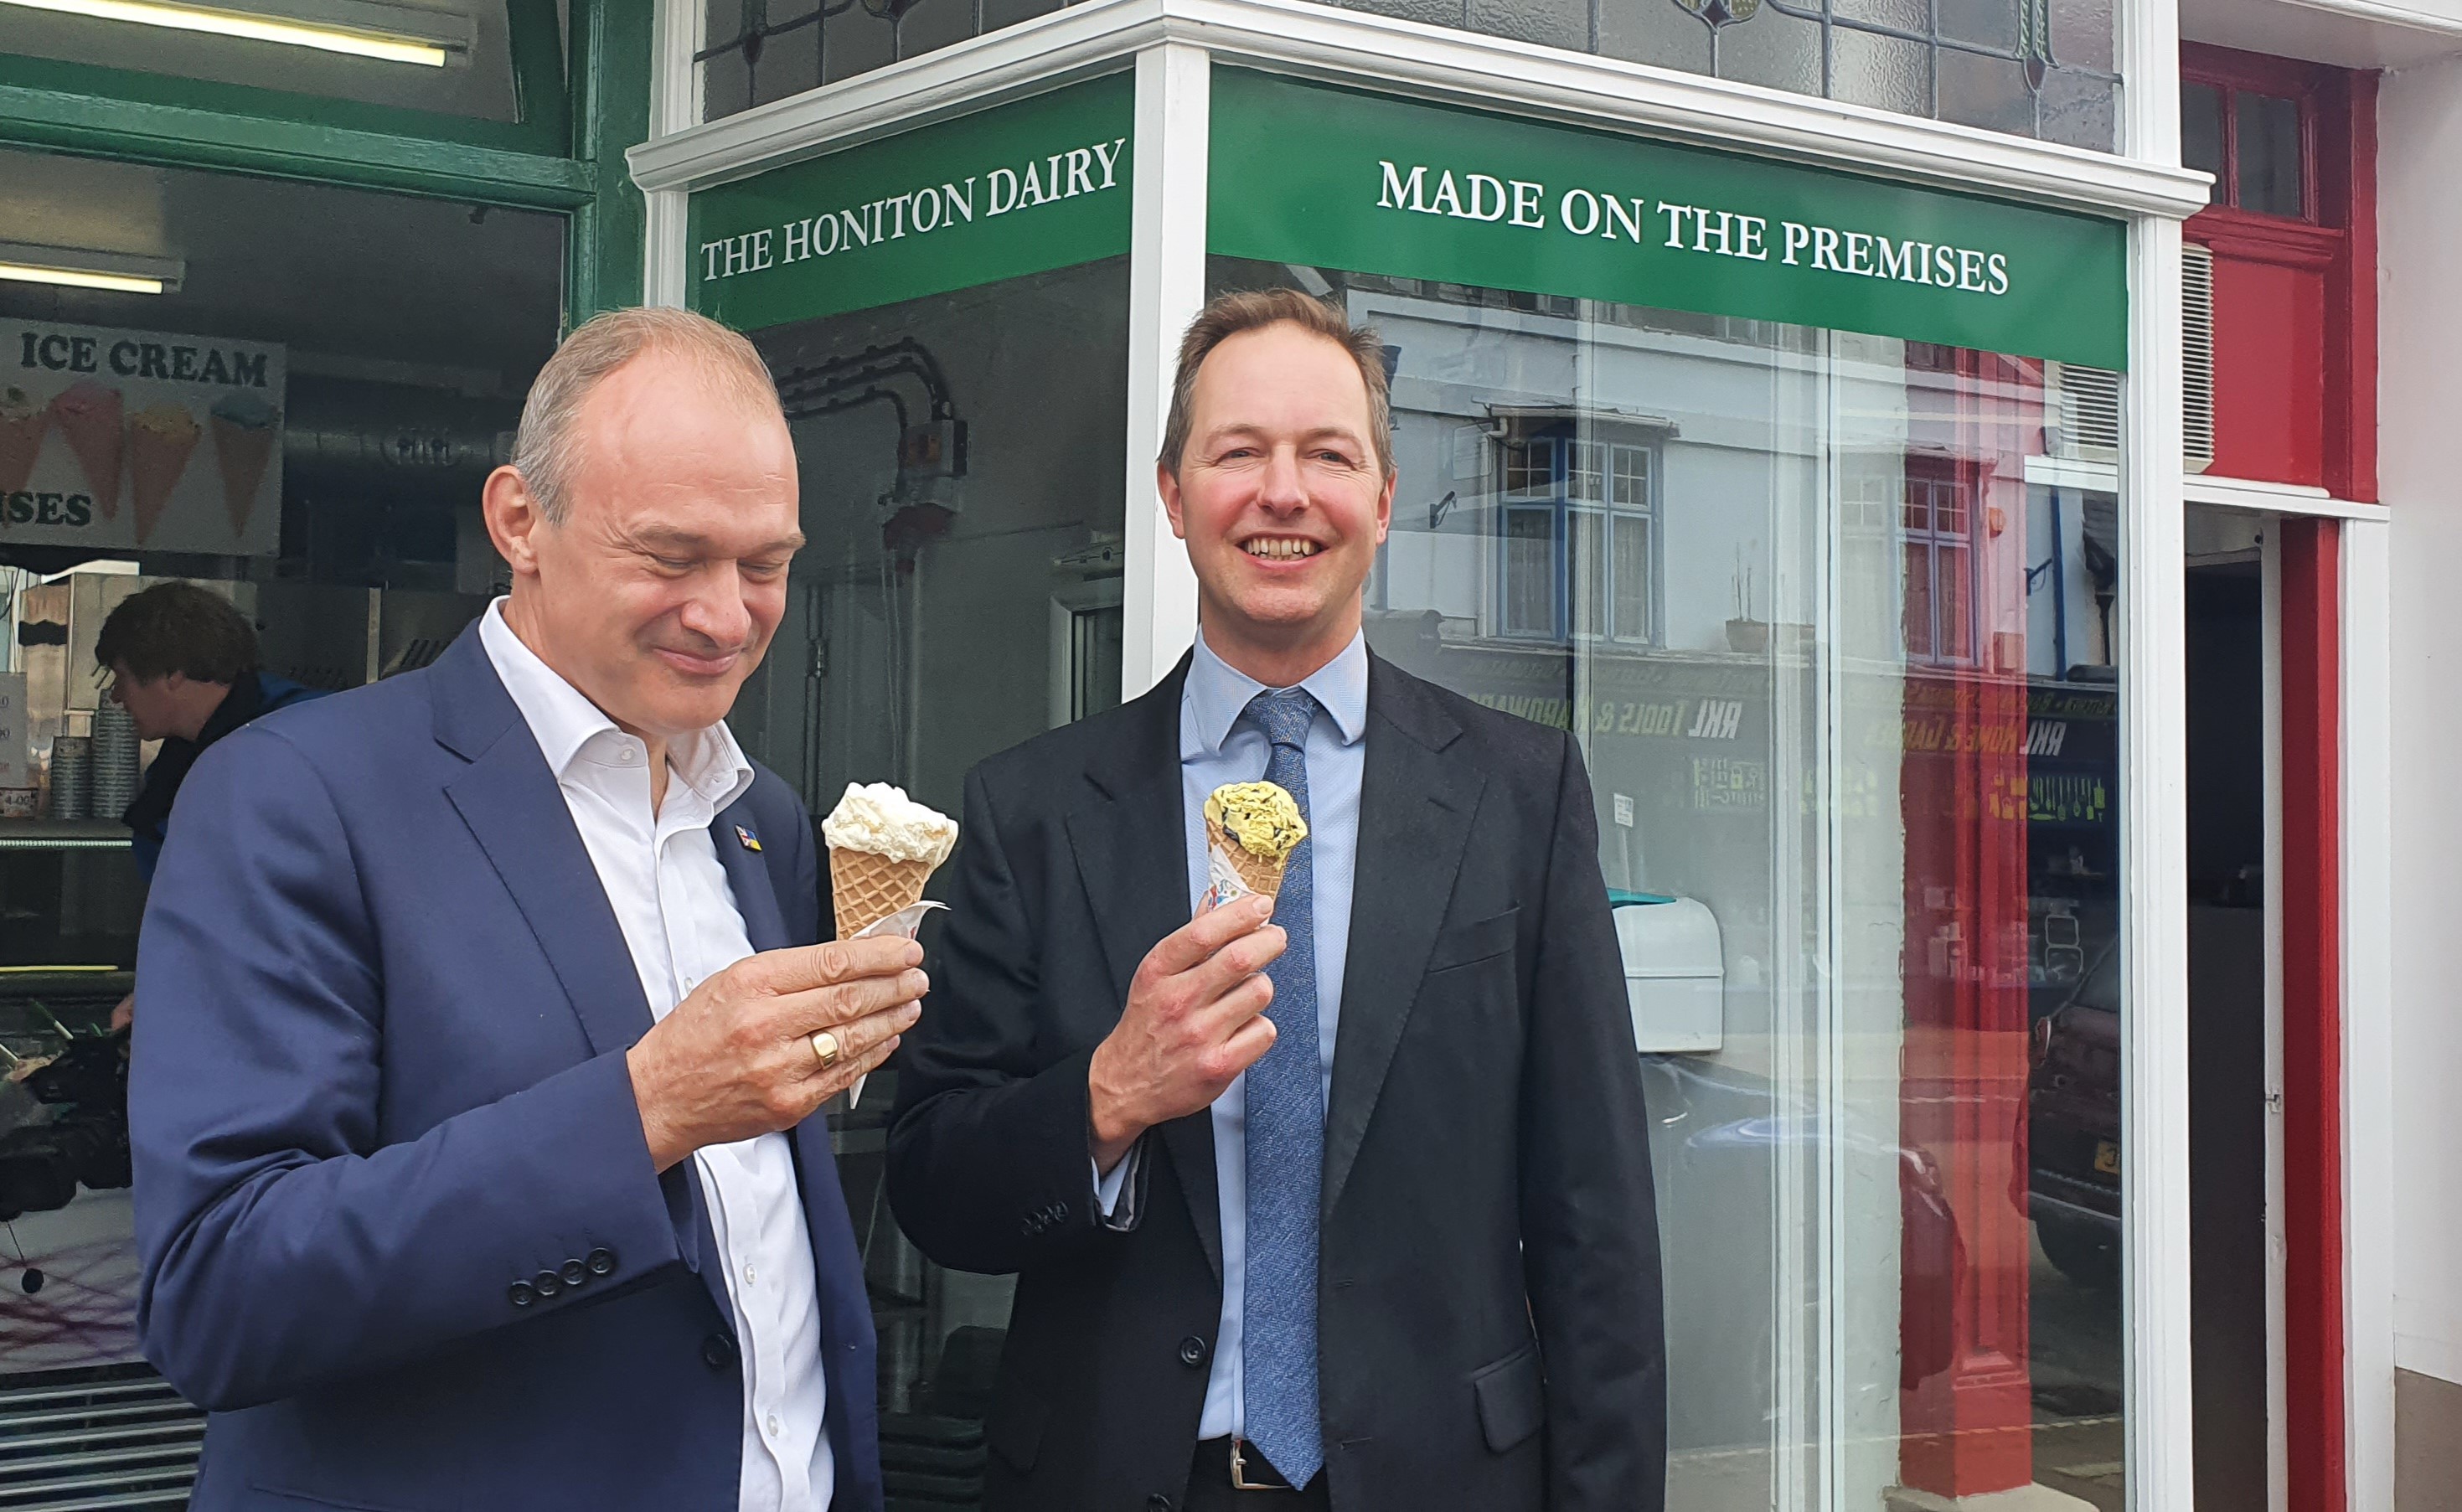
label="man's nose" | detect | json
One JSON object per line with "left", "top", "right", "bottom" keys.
{"left": 1257, "top": 446, "right": 1308, "bottom": 513}
{"left": 676, "top": 566, "right": 753, "bottom": 648}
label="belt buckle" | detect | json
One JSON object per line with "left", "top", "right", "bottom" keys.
{"left": 1228, "top": 1438, "right": 1282, "bottom": 1493}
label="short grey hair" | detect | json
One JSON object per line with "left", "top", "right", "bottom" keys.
{"left": 510, "top": 307, "right": 784, "bottom": 524}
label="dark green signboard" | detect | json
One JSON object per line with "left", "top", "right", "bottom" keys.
{"left": 690, "top": 73, "right": 1133, "bottom": 330}
{"left": 1209, "top": 70, "right": 2129, "bottom": 370}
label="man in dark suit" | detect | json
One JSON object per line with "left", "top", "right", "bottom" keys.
{"left": 131, "top": 307, "right": 921, "bottom": 1510}
{"left": 886, "top": 289, "right": 1664, "bottom": 1512}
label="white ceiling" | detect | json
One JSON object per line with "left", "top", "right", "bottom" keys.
{"left": 0, "top": 146, "right": 565, "bottom": 395}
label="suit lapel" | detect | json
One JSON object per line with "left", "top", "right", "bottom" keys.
{"left": 1063, "top": 658, "right": 1226, "bottom": 1279}
{"left": 1324, "top": 658, "right": 1483, "bottom": 1221}
{"left": 711, "top": 803, "right": 792, "bottom": 955}
{"left": 428, "top": 627, "right": 732, "bottom": 1328}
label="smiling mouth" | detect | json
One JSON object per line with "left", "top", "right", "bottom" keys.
{"left": 1241, "top": 537, "right": 1323, "bottom": 560}
{"left": 655, "top": 645, "right": 743, "bottom": 678}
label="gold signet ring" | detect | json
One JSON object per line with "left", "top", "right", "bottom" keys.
{"left": 810, "top": 1030, "right": 843, "bottom": 1068}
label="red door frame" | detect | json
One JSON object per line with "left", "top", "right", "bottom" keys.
{"left": 2279, "top": 518, "right": 2346, "bottom": 1512}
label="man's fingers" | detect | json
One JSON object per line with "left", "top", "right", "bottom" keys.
{"left": 1188, "top": 923, "right": 1288, "bottom": 1001}
{"left": 742, "top": 936, "right": 922, "bottom": 995}
{"left": 813, "top": 1035, "right": 901, "bottom": 1107}
{"left": 781, "top": 967, "right": 930, "bottom": 1031}
{"left": 801, "top": 1001, "right": 921, "bottom": 1076}
{"left": 1216, "top": 1012, "right": 1277, "bottom": 1080}
{"left": 1138, "top": 894, "right": 1275, "bottom": 982}
{"left": 1192, "top": 968, "right": 1275, "bottom": 1036}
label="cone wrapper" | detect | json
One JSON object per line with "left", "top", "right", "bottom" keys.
{"left": 1200, "top": 818, "right": 1288, "bottom": 912}
{"left": 839, "top": 899, "right": 948, "bottom": 1109}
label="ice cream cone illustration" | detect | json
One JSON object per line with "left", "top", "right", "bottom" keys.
{"left": 0, "top": 386, "right": 46, "bottom": 498}
{"left": 49, "top": 381, "right": 121, "bottom": 519}
{"left": 209, "top": 391, "right": 279, "bottom": 538}
{"left": 1202, "top": 781, "right": 1307, "bottom": 905}
{"left": 821, "top": 782, "right": 960, "bottom": 939}
{"left": 128, "top": 404, "right": 201, "bottom": 545}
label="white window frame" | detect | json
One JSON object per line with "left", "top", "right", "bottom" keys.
{"left": 626, "top": 5, "right": 2207, "bottom": 1504}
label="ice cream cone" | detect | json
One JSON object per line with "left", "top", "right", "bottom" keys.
{"left": 0, "top": 387, "right": 46, "bottom": 499}
{"left": 830, "top": 849, "right": 937, "bottom": 940}
{"left": 1207, "top": 816, "right": 1290, "bottom": 898}
{"left": 49, "top": 382, "right": 121, "bottom": 519}
{"left": 128, "top": 405, "right": 201, "bottom": 545}
{"left": 820, "top": 781, "right": 961, "bottom": 939}
{"left": 209, "top": 392, "right": 279, "bottom": 537}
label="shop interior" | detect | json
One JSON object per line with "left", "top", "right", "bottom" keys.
{"left": 0, "top": 143, "right": 563, "bottom": 1504}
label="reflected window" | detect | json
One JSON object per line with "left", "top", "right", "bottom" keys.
{"left": 1902, "top": 458, "right": 1978, "bottom": 665}
{"left": 1493, "top": 430, "right": 1660, "bottom": 645}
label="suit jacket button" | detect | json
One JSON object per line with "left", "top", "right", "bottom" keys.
{"left": 560, "top": 1259, "right": 588, "bottom": 1288}
{"left": 508, "top": 1281, "right": 536, "bottom": 1309}
{"left": 1147, "top": 1497, "right": 1173, "bottom": 1512}
{"left": 533, "top": 1270, "right": 562, "bottom": 1298}
{"left": 586, "top": 1247, "right": 617, "bottom": 1277}
{"left": 1178, "top": 1336, "right": 1207, "bottom": 1368}
{"left": 702, "top": 1334, "right": 737, "bottom": 1371}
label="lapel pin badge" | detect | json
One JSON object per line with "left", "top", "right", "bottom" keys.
{"left": 735, "top": 824, "right": 761, "bottom": 853}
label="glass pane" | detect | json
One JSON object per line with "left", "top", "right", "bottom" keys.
{"left": 1567, "top": 439, "right": 1606, "bottom": 502}
{"left": 1613, "top": 444, "right": 1650, "bottom": 507}
{"left": 2182, "top": 81, "right": 2227, "bottom": 182}
{"left": 1212, "top": 256, "right": 2131, "bottom": 1509}
{"left": 1503, "top": 508, "right": 1557, "bottom": 636}
{"left": 1613, "top": 513, "right": 1652, "bottom": 642}
{"left": 1570, "top": 508, "right": 1608, "bottom": 637}
{"left": 1906, "top": 539, "right": 1936, "bottom": 658}
{"left": 2237, "top": 91, "right": 2307, "bottom": 218}
{"left": 726, "top": 258, "right": 1130, "bottom": 1430}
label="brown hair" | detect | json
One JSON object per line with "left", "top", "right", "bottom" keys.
{"left": 512, "top": 307, "right": 783, "bottom": 524}
{"left": 95, "top": 581, "right": 260, "bottom": 685}
{"left": 1159, "top": 288, "right": 1393, "bottom": 478}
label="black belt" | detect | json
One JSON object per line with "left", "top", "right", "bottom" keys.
{"left": 1192, "top": 1438, "right": 1312, "bottom": 1494}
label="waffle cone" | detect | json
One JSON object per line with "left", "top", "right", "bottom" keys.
{"left": 53, "top": 397, "right": 121, "bottom": 519}
{"left": 0, "top": 412, "right": 46, "bottom": 497}
{"left": 831, "top": 848, "right": 935, "bottom": 939}
{"left": 1207, "top": 817, "right": 1289, "bottom": 899}
{"left": 212, "top": 416, "right": 275, "bottom": 536}
{"left": 130, "top": 425, "right": 199, "bottom": 544}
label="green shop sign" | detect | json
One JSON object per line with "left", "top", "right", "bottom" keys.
{"left": 690, "top": 73, "right": 1133, "bottom": 330}
{"left": 1210, "top": 70, "right": 2129, "bottom": 370}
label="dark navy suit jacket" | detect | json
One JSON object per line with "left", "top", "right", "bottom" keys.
{"left": 130, "top": 625, "right": 883, "bottom": 1512}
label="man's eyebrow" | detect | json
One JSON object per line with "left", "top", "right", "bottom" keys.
{"left": 1200, "top": 421, "right": 1370, "bottom": 448}
{"left": 629, "top": 525, "right": 807, "bottom": 555}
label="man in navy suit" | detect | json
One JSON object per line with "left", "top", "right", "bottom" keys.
{"left": 130, "top": 307, "right": 919, "bottom": 1510}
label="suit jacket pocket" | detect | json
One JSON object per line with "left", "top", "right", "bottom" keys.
{"left": 1426, "top": 908, "right": 1519, "bottom": 976}
{"left": 1470, "top": 1340, "right": 1546, "bottom": 1453}
{"left": 987, "top": 1380, "right": 1051, "bottom": 1472}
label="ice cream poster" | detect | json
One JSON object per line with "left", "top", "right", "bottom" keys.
{"left": 2, "top": 319, "right": 283, "bottom": 556}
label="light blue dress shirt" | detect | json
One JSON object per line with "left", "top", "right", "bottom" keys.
{"left": 1092, "top": 626, "right": 1367, "bottom": 1442}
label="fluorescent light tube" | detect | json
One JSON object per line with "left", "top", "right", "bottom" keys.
{"left": 0, "top": 0, "right": 468, "bottom": 65}
{"left": 0, "top": 244, "right": 186, "bottom": 297}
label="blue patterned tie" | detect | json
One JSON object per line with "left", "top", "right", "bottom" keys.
{"left": 1241, "top": 687, "right": 1324, "bottom": 1487}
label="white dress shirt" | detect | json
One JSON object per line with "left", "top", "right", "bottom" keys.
{"left": 1094, "top": 627, "right": 1369, "bottom": 1442}
{"left": 481, "top": 601, "right": 834, "bottom": 1511}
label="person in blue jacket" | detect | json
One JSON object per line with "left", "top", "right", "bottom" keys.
{"left": 94, "top": 581, "right": 321, "bottom": 1029}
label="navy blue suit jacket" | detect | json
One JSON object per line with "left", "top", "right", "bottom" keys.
{"left": 130, "top": 625, "right": 883, "bottom": 1512}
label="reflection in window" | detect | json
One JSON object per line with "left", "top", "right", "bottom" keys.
{"left": 2181, "top": 75, "right": 2314, "bottom": 223}
{"left": 699, "top": 0, "right": 2119, "bottom": 150}
{"left": 1494, "top": 432, "right": 1659, "bottom": 645}
{"left": 1213, "top": 255, "right": 2129, "bottom": 1509}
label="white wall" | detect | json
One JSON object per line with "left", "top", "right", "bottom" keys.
{"left": 2378, "top": 48, "right": 2462, "bottom": 1393}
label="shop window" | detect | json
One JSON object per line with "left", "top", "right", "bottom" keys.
{"left": 2181, "top": 75, "right": 2312, "bottom": 222}
{"left": 1215, "top": 247, "right": 2126, "bottom": 1508}
{"left": 698, "top": 0, "right": 2119, "bottom": 151}
{"left": 1494, "top": 431, "right": 1660, "bottom": 646}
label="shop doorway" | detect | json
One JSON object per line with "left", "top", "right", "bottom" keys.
{"left": 2184, "top": 508, "right": 2274, "bottom": 1511}
{"left": 0, "top": 145, "right": 565, "bottom": 1504}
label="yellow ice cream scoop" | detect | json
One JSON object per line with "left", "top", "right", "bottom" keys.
{"left": 1205, "top": 781, "right": 1308, "bottom": 862}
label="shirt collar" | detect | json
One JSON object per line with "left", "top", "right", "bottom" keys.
{"left": 1185, "top": 626, "right": 1369, "bottom": 756}
{"left": 477, "top": 598, "right": 754, "bottom": 808}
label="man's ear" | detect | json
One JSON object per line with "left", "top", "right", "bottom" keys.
{"left": 1375, "top": 465, "right": 1396, "bottom": 546}
{"left": 482, "top": 466, "right": 546, "bottom": 576}
{"left": 1157, "top": 461, "right": 1189, "bottom": 542}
